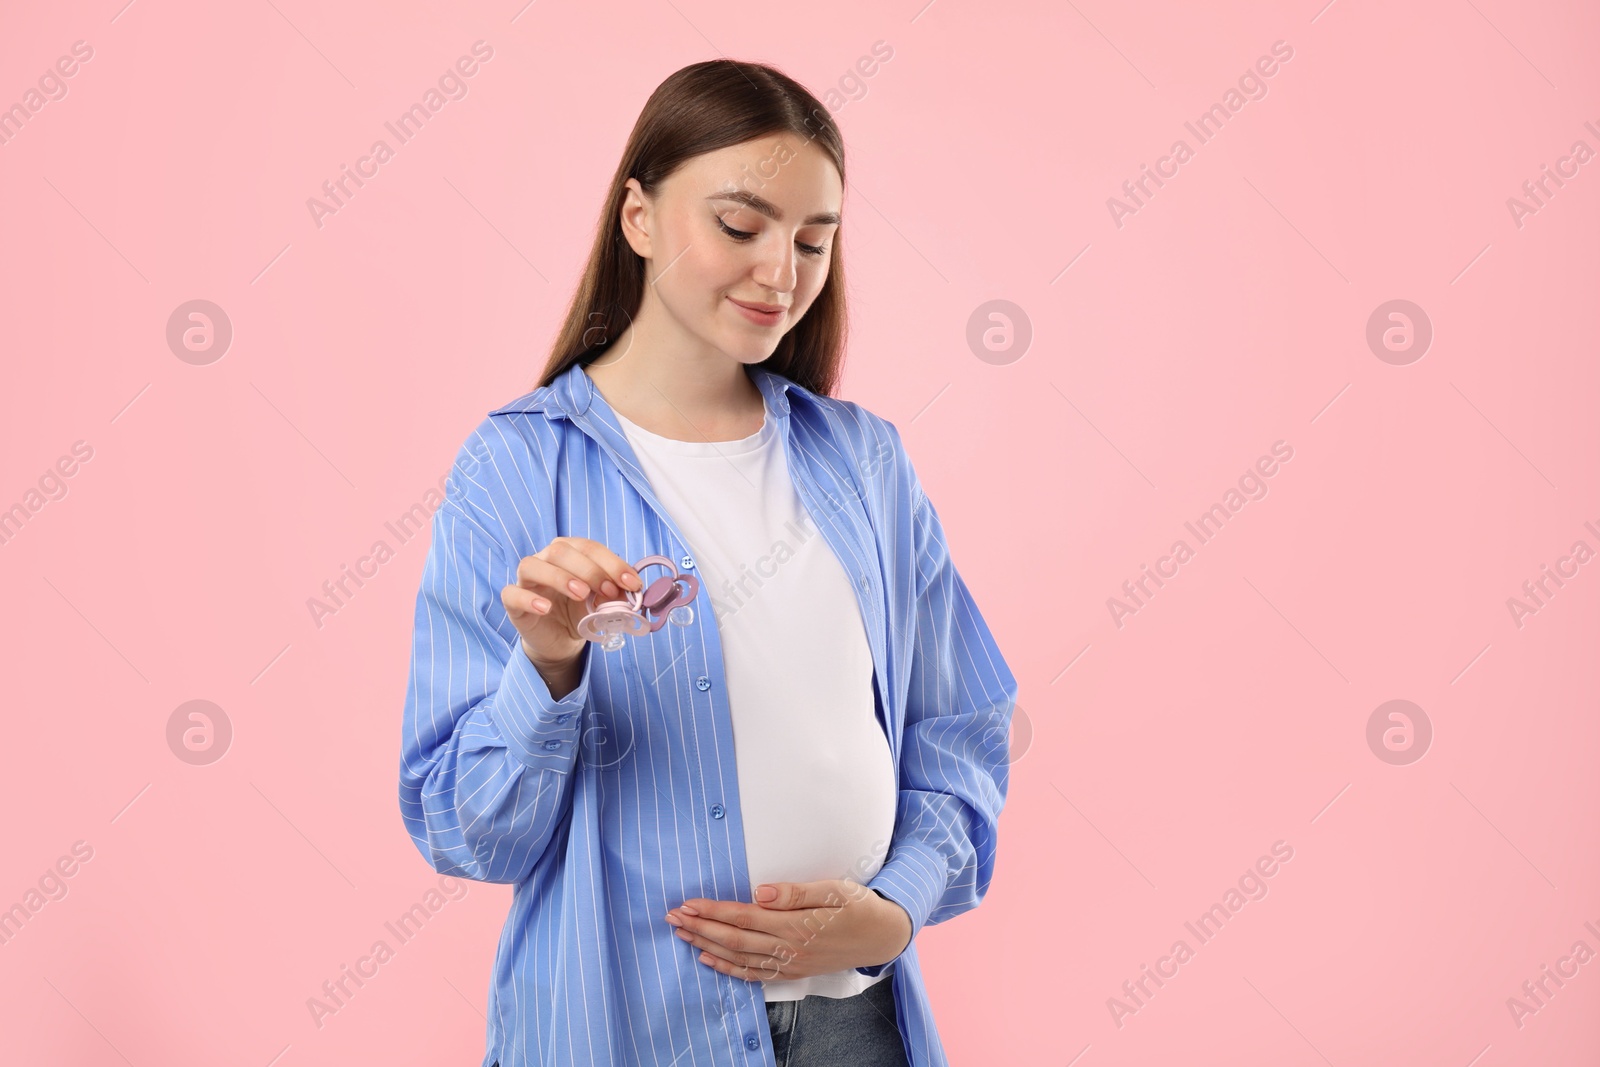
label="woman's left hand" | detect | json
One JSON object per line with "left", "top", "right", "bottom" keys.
{"left": 665, "top": 878, "right": 912, "bottom": 982}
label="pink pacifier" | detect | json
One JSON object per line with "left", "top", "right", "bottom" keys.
{"left": 576, "top": 554, "right": 700, "bottom": 652}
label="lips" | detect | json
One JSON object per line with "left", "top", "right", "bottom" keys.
{"left": 729, "top": 298, "right": 787, "bottom": 314}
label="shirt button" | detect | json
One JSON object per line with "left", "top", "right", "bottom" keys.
{"left": 696, "top": 676, "right": 711, "bottom": 691}
{"left": 542, "top": 739, "right": 561, "bottom": 751}
{"left": 681, "top": 555, "right": 696, "bottom": 570}
{"left": 710, "top": 803, "right": 725, "bottom": 819}
{"left": 744, "top": 1033, "right": 760, "bottom": 1051}
{"left": 858, "top": 575, "right": 869, "bottom": 592}
{"left": 556, "top": 714, "right": 571, "bottom": 724}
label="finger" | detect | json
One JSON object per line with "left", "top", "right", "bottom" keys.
{"left": 573, "top": 538, "right": 645, "bottom": 594}
{"left": 696, "top": 946, "right": 785, "bottom": 982}
{"left": 670, "top": 911, "right": 771, "bottom": 955}
{"left": 678, "top": 927, "right": 789, "bottom": 980}
{"left": 755, "top": 880, "right": 850, "bottom": 912}
{"left": 540, "top": 539, "right": 638, "bottom": 602}
{"left": 569, "top": 539, "right": 645, "bottom": 599}
{"left": 514, "top": 551, "right": 593, "bottom": 603}
{"left": 501, "top": 584, "right": 553, "bottom": 617}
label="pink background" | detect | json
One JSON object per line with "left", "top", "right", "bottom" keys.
{"left": 3, "top": 0, "right": 1597, "bottom": 1063}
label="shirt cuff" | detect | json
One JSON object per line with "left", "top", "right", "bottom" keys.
{"left": 854, "top": 844, "right": 943, "bottom": 976}
{"left": 486, "top": 642, "right": 593, "bottom": 772}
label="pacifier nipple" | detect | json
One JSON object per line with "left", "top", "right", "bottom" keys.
{"left": 577, "top": 600, "right": 648, "bottom": 651}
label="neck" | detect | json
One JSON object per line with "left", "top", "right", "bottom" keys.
{"left": 582, "top": 320, "right": 766, "bottom": 442}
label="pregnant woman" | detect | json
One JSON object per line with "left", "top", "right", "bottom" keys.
{"left": 398, "top": 58, "right": 1017, "bottom": 1067}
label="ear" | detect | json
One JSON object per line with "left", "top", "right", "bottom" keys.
{"left": 618, "top": 178, "right": 654, "bottom": 260}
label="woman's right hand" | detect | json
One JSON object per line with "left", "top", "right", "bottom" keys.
{"left": 501, "top": 537, "right": 643, "bottom": 672}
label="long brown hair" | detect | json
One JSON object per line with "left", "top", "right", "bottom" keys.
{"left": 534, "top": 59, "right": 848, "bottom": 398}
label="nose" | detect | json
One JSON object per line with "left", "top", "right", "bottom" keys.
{"left": 752, "top": 235, "right": 798, "bottom": 295}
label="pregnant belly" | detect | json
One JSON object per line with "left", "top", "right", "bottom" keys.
{"left": 736, "top": 726, "right": 899, "bottom": 890}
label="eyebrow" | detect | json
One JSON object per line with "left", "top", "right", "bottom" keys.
{"left": 706, "top": 189, "right": 840, "bottom": 227}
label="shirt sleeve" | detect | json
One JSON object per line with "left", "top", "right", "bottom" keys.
{"left": 398, "top": 487, "right": 597, "bottom": 885}
{"left": 856, "top": 473, "right": 1018, "bottom": 976}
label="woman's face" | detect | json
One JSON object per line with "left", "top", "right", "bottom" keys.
{"left": 619, "top": 135, "right": 843, "bottom": 365}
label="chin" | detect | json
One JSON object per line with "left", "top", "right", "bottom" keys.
{"left": 715, "top": 333, "right": 782, "bottom": 365}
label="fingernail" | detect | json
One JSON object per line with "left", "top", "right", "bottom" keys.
{"left": 624, "top": 571, "right": 641, "bottom": 587}
{"left": 602, "top": 580, "right": 620, "bottom": 597}
{"left": 664, "top": 912, "right": 682, "bottom": 926}
{"left": 678, "top": 904, "right": 699, "bottom": 915}
{"left": 756, "top": 885, "right": 777, "bottom": 902}
{"left": 568, "top": 579, "right": 588, "bottom": 597}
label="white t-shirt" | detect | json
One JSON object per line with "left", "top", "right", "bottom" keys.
{"left": 612, "top": 401, "right": 898, "bottom": 1001}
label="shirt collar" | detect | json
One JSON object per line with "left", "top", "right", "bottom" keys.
{"left": 489, "top": 360, "right": 798, "bottom": 421}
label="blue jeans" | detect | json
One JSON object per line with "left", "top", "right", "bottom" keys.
{"left": 487, "top": 976, "right": 910, "bottom": 1066}
{"left": 763, "top": 974, "right": 910, "bottom": 1066}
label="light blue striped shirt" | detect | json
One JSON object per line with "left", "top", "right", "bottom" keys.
{"left": 398, "top": 359, "right": 1018, "bottom": 1067}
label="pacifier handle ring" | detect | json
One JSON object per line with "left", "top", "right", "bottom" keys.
{"left": 632, "top": 555, "right": 679, "bottom": 580}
